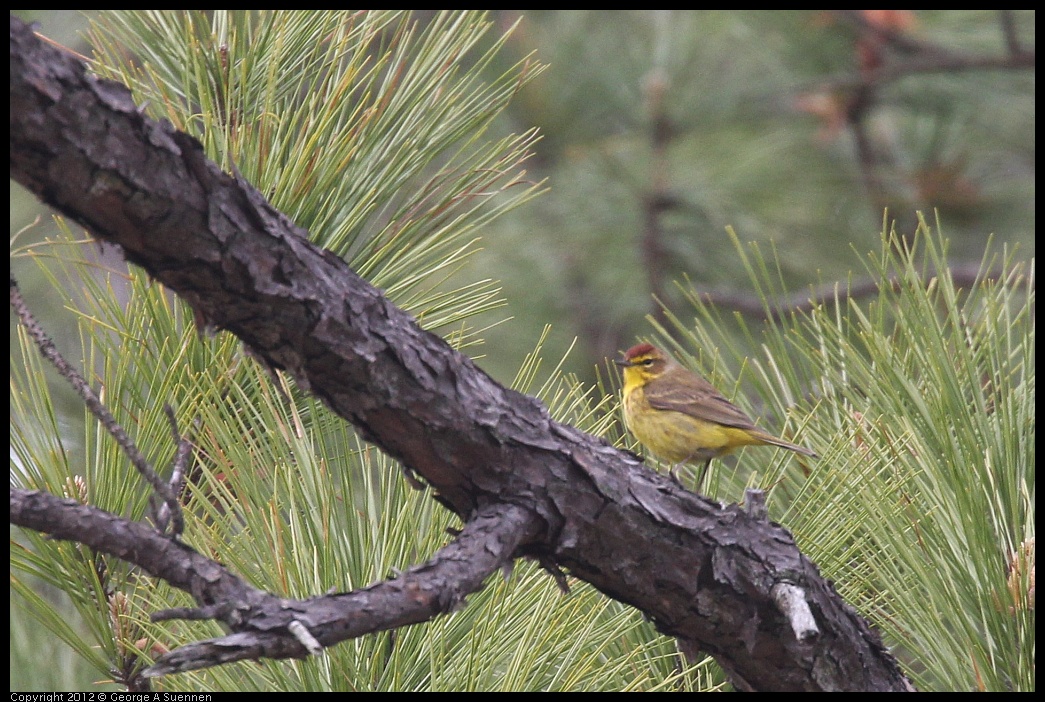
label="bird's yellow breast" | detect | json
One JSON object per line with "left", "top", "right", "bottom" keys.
{"left": 622, "top": 383, "right": 747, "bottom": 464}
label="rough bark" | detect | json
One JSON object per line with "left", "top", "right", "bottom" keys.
{"left": 10, "top": 15, "right": 912, "bottom": 691}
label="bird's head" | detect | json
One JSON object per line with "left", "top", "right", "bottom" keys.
{"left": 614, "top": 343, "right": 671, "bottom": 384}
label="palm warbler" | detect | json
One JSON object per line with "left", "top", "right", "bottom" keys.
{"left": 615, "top": 343, "right": 817, "bottom": 489}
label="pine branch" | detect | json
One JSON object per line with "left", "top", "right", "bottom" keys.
{"left": 9, "top": 488, "right": 539, "bottom": 676}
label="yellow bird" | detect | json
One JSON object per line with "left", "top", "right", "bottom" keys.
{"left": 615, "top": 343, "right": 817, "bottom": 490}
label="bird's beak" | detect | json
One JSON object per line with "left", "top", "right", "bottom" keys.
{"left": 613, "top": 357, "right": 629, "bottom": 367}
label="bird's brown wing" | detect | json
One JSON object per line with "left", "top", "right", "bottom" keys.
{"left": 643, "top": 372, "right": 761, "bottom": 431}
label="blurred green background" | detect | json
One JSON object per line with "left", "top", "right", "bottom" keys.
{"left": 468, "top": 10, "right": 1034, "bottom": 383}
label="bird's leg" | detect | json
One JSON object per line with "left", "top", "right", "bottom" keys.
{"left": 668, "top": 463, "right": 685, "bottom": 487}
{"left": 695, "top": 459, "right": 712, "bottom": 491}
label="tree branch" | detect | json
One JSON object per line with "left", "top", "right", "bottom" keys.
{"left": 828, "top": 9, "right": 1035, "bottom": 89}
{"left": 10, "top": 15, "right": 912, "bottom": 690}
{"left": 10, "top": 488, "right": 541, "bottom": 676}
{"left": 695, "top": 261, "right": 1022, "bottom": 323}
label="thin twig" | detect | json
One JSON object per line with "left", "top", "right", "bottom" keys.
{"left": 998, "top": 10, "right": 1022, "bottom": 57}
{"left": 10, "top": 276, "right": 184, "bottom": 537}
{"left": 695, "top": 261, "right": 1026, "bottom": 322}
{"left": 806, "top": 11, "right": 1034, "bottom": 95}
{"left": 154, "top": 405, "right": 193, "bottom": 535}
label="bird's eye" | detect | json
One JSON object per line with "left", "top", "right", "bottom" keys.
{"left": 642, "top": 359, "right": 653, "bottom": 366}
